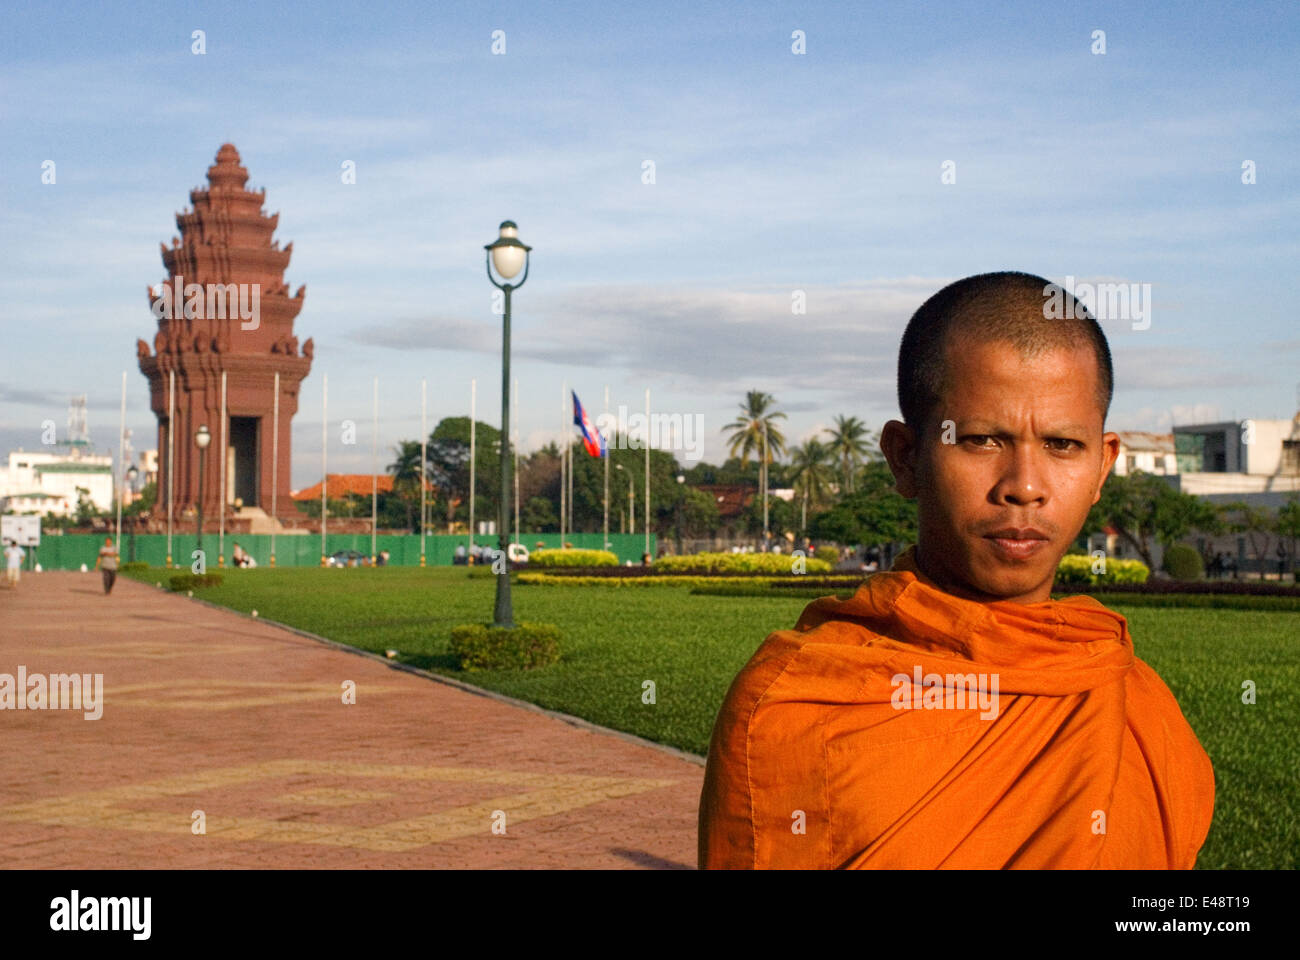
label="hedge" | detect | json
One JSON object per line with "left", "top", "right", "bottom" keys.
{"left": 517, "top": 572, "right": 825, "bottom": 588}
{"left": 529, "top": 548, "right": 619, "bottom": 568}
{"left": 1054, "top": 555, "right": 1150, "bottom": 586}
{"left": 448, "top": 621, "right": 562, "bottom": 670}
{"left": 653, "top": 551, "right": 832, "bottom": 575}
{"left": 168, "top": 572, "right": 224, "bottom": 591}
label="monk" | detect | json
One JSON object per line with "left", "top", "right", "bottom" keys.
{"left": 698, "top": 271, "right": 1215, "bottom": 869}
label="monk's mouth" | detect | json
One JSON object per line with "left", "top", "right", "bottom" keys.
{"left": 983, "top": 535, "right": 1049, "bottom": 561}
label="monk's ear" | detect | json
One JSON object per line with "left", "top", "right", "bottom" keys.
{"left": 1092, "top": 430, "right": 1121, "bottom": 503}
{"left": 881, "top": 419, "right": 919, "bottom": 498}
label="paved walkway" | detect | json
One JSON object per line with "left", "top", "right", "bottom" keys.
{"left": 0, "top": 572, "right": 703, "bottom": 869}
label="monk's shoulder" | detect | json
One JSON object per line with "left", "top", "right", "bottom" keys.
{"left": 719, "top": 618, "right": 881, "bottom": 725}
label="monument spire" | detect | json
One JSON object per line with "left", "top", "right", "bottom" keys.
{"left": 137, "top": 144, "right": 314, "bottom": 529}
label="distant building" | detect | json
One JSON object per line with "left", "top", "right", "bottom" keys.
{"left": 0, "top": 448, "right": 113, "bottom": 516}
{"left": 291, "top": 474, "right": 434, "bottom": 503}
{"left": 1167, "top": 415, "right": 1300, "bottom": 508}
{"left": 1113, "top": 432, "right": 1176, "bottom": 476}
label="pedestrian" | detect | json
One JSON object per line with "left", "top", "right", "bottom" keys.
{"left": 94, "top": 536, "right": 119, "bottom": 594}
{"left": 1277, "top": 543, "right": 1287, "bottom": 580}
{"left": 4, "top": 539, "right": 25, "bottom": 589}
{"left": 232, "top": 541, "right": 248, "bottom": 568}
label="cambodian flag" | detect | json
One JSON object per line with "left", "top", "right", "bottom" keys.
{"left": 572, "top": 390, "right": 607, "bottom": 458}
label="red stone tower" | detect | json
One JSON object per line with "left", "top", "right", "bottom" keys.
{"left": 137, "top": 144, "right": 313, "bottom": 527}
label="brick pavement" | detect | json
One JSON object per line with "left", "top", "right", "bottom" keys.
{"left": 0, "top": 572, "right": 704, "bottom": 869}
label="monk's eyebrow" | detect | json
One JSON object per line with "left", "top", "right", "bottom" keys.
{"left": 961, "top": 421, "right": 1091, "bottom": 436}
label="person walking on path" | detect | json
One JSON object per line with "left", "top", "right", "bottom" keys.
{"left": 4, "top": 539, "right": 25, "bottom": 589}
{"left": 94, "top": 536, "right": 119, "bottom": 594}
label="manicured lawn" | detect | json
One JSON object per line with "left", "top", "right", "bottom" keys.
{"left": 126, "top": 565, "right": 1299, "bottom": 868}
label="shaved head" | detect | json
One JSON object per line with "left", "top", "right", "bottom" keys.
{"left": 898, "top": 271, "right": 1114, "bottom": 435}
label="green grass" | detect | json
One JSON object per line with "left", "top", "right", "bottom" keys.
{"left": 125, "top": 565, "right": 1299, "bottom": 869}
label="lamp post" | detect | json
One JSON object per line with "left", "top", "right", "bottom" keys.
{"left": 484, "top": 221, "right": 531, "bottom": 629}
{"left": 195, "top": 425, "right": 210, "bottom": 559}
{"left": 126, "top": 465, "right": 139, "bottom": 563}
{"left": 675, "top": 473, "right": 685, "bottom": 556}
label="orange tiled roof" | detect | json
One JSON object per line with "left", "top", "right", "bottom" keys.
{"left": 291, "top": 474, "right": 434, "bottom": 501}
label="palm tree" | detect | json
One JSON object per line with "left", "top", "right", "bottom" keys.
{"left": 825, "top": 415, "right": 871, "bottom": 494}
{"left": 723, "top": 390, "right": 787, "bottom": 542}
{"left": 788, "top": 438, "right": 834, "bottom": 539}
{"left": 387, "top": 440, "right": 425, "bottom": 532}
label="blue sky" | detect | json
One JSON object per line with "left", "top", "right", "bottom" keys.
{"left": 2, "top": 0, "right": 1297, "bottom": 489}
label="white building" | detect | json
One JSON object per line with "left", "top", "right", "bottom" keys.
{"left": 1167, "top": 415, "right": 1300, "bottom": 508}
{"left": 0, "top": 446, "right": 114, "bottom": 516}
{"left": 1113, "top": 432, "right": 1176, "bottom": 476}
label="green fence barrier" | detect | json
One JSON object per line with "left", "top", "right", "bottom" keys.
{"left": 25, "top": 532, "right": 657, "bottom": 570}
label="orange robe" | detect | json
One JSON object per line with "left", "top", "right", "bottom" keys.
{"left": 698, "top": 546, "right": 1215, "bottom": 869}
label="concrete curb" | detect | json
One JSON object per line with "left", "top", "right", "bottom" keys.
{"left": 142, "top": 575, "right": 707, "bottom": 768}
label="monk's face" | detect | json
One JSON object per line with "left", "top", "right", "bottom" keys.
{"left": 882, "top": 337, "right": 1120, "bottom": 604}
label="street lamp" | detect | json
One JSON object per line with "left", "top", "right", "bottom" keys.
{"left": 675, "top": 473, "right": 685, "bottom": 555}
{"left": 615, "top": 463, "right": 634, "bottom": 534}
{"left": 484, "top": 221, "right": 531, "bottom": 629}
{"left": 126, "top": 465, "right": 139, "bottom": 563}
{"left": 195, "top": 425, "right": 211, "bottom": 559}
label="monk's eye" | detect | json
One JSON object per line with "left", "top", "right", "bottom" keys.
{"left": 961, "top": 435, "right": 996, "bottom": 448}
{"left": 1046, "top": 438, "right": 1081, "bottom": 451}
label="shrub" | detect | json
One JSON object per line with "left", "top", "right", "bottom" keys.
{"left": 168, "top": 572, "right": 224, "bottom": 591}
{"left": 1163, "top": 544, "right": 1204, "bottom": 581}
{"left": 814, "top": 546, "right": 840, "bottom": 565}
{"left": 529, "top": 548, "right": 618, "bottom": 568}
{"left": 449, "top": 621, "right": 562, "bottom": 671}
{"left": 653, "top": 551, "right": 832, "bottom": 575}
{"left": 120, "top": 561, "right": 149, "bottom": 573}
{"left": 1055, "top": 554, "right": 1150, "bottom": 587}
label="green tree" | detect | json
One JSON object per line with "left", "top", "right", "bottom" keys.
{"left": 810, "top": 460, "right": 917, "bottom": 548}
{"left": 824, "top": 415, "right": 872, "bottom": 494}
{"left": 1277, "top": 496, "right": 1300, "bottom": 581}
{"left": 426, "top": 416, "right": 507, "bottom": 531}
{"left": 788, "top": 438, "right": 835, "bottom": 538}
{"left": 723, "top": 390, "right": 787, "bottom": 538}
{"left": 1082, "top": 471, "right": 1220, "bottom": 569}
{"left": 386, "top": 440, "right": 425, "bottom": 532}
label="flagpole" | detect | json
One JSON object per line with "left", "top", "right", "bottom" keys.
{"left": 469, "top": 378, "right": 476, "bottom": 561}
{"left": 371, "top": 376, "right": 378, "bottom": 564}
{"left": 603, "top": 384, "right": 609, "bottom": 550}
{"left": 567, "top": 389, "right": 573, "bottom": 543}
{"left": 644, "top": 387, "right": 650, "bottom": 559}
{"left": 166, "top": 368, "right": 175, "bottom": 567}
{"left": 559, "top": 379, "right": 566, "bottom": 542}
{"left": 420, "top": 377, "right": 427, "bottom": 567}
{"left": 321, "top": 372, "right": 327, "bottom": 566}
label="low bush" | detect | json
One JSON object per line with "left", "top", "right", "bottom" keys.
{"left": 119, "top": 561, "right": 150, "bottom": 573}
{"left": 1163, "top": 544, "right": 1205, "bottom": 581}
{"left": 1055, "top": 554, "right": 1150, "bottom": 586}
{"left": 448, "top": 621, "right": 562, "bottom": 671}
{"left": 814, "top": 546, "right": 840, "bottom": 565}
{"left": 529, "top": 548, "right": 619, "bottom": 568}
{"left": 653, "top": 551, "right": 832, "bottom": 575}
{"left": 168, "top": 572, "right": 224, "bottom": 591}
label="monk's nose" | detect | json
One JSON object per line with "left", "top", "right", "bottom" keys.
{"left": 993, "top": 446, "right": 1047, "bottom": 506}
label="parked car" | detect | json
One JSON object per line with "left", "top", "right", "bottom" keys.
{"left": 327, "top": 550, "right": 371, "bottom": 568}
